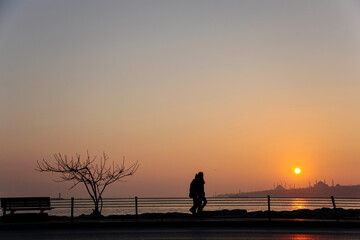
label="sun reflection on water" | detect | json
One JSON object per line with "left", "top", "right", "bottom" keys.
{"left": 292, "top": 198, "right": 305, "bottom": 210}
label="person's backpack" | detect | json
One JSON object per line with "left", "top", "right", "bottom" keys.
{"left": 189, "top": 179, "right": 196, "bottom": 198}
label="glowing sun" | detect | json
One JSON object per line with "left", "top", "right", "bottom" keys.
{"left": 294, "top": 168, "right": 301, "bottom": 174}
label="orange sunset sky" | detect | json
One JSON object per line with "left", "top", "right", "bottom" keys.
{"left": 1, "top": 0, "right": 360, "bottom": 198}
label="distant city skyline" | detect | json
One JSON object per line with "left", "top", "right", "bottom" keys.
{"left": 1, "top": 0, "right": 360, "bottom": 198}
{"left": 219, "top": 178, "right": 360, "bottom": 198}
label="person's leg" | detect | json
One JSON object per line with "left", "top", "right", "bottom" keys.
{"left": 189, "top": 198, "right": 197, "bottom": 214}
{"left": 198, "top": 197, "right": 207, "bottom": 213}
{"left": 202, "top": 197, "right": 207, "bottom": 208}
{"left": 195, "top": 197, "right": 202, "bottom": 214}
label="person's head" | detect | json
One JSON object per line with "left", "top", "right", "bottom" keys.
{"left": 197, "top": 172, "right": 205, "bottom": 183}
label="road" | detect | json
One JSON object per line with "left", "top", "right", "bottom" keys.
{"left": 2, "top": 227, "right": 360, "bottom": 240}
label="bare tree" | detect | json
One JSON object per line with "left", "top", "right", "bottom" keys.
{"left": 36, "top": 152, "right": 139, "bottom": 215}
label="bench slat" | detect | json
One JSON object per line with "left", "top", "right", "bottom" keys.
{"left": 6, "top": 207, "right": 52, "bottom": 211}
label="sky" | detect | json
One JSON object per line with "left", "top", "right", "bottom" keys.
{"left": 1, "top": 0, "right": 360, "bottom": 198}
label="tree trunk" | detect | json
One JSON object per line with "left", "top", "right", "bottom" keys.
{"left": 92, "top": 200, "right": 101, "bottom": 215}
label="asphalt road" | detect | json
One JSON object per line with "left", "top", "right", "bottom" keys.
{"left": 2, "top": 227, "right": 360, "bottom": 240}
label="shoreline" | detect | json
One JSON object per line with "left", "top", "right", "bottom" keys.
{"left": 80, "top": 207, "right": 360, "bottom": 220}
{"left": 1, "top": 207, "right": 360, "bottom": 230}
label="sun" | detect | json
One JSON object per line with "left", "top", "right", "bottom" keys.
{"left": 294, "top": 168, "right": 301, "bottom": 174}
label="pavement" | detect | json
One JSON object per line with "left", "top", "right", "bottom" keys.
{"left": 2, "top": 218, "right": 360, "bottom": 240}
{"left": 2, "top": 225, "right": 360, "bottom": 240}
{"left": 1, "top": 217, "right": 360, "bottom": 230}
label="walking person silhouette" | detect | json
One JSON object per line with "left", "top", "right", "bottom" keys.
{"left": 189, "top": 173, "right": 199, "bottom": 214}
{"left": 189, "top": 172, "right": 207, "bottom": 215}
{"left": 196, "top": 172, "right": 207, "bottom": 213}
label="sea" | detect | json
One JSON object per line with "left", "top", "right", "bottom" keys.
{"left": 47, "top": 197, "right": 360, "bottom": 217}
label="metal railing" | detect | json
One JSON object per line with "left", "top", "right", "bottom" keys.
{"left": 47, "top": 196, "right": 360, "bottom": 221}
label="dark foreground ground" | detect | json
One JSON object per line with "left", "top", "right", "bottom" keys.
{"left": 2, "top": 226, "right": 360, "bottom": 240}
{"left": 2, "top": 208, "right": 360, "bottom": 239}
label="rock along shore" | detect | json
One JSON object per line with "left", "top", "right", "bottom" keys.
{"left": 1, "top": 208, "right": 360, "bottom": 230}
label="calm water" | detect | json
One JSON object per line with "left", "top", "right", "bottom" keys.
{"left": 47, "top": 197, "right": 360, "bottom": 217}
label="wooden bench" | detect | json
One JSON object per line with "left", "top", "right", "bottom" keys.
{"left": 1, "top": 197, "right": 52, "bottom": 216}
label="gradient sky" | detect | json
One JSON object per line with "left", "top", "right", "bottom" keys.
{"left": 1, "top": 0, "right": 360, "bottom": 198}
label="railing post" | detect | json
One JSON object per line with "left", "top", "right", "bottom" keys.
{"left": 267, "top": 195, "right": 271, "bottom": 221}
{"left": 331, "top": 196, "right": 339, "bottom": 221}
{"left": 71, "top": 197, "right": 74, "bottom": 222}
{"left": 135, "top": 196, "right": 138, "bottom": 220}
